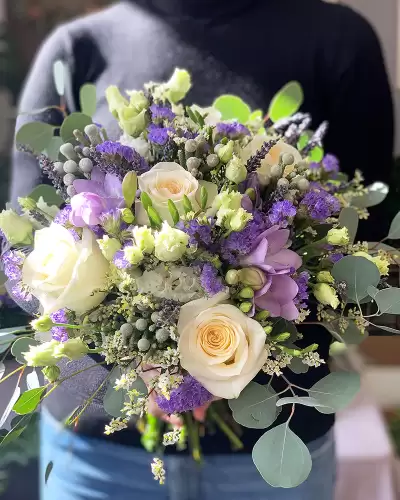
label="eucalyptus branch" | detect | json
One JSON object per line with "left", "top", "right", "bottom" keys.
{"left": 0, "top": 365, "right": 25, "bottom": 385}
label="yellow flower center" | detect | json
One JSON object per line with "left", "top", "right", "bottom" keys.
{"left": 156, "top": 180, "right": 183, "bottom": 195}
{"left": 198, "top": 318, "right": 237, "bottom": 359}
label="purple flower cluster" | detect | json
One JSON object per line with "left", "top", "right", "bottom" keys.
{"left": 2, "top": 250, "right": 24, "bottom": 281}
{"left": 11, "top": 283, "right": 32, "bottom": 303}
{"left": 148, "top": 124, "right": 173, "bottom": 146}
{"left": 329, "top": 253, "right": 344, "bottom": 263}
{"left": 177, "top": 220, "right": 213, "bottom": 246}
{"left": 150, "top": 104, "right": 175, "bottom": 122}
{"left": 96, "top": 141, "right": 136, "bottom": 163}
{"left": 293, "top": 271, "right": 310, "bottom": 309}
{"left": 200, "top": 263, "right": 225, "bottom": 296}
{"left": 216, "top": 122, "right": 250, "bottom": 139}
{"left": 156, "top": 375, "right": 213, "bottom": 414}
{"left": 300, "top": 186, "right": 340, "bottom": 220}
{"left": 113, "top": 248, "right": 130, "bottom": 269}
{"left": 50, "top": 309, "right": 69, "bottom": 342}
{"left": 322, "top": 154, "right": 339, "bottom": 173}
{"left": 268, "top": 200, "right": 297, "bottom": 227}
{"left": 54, "top": 205, "right": 72, "bottom": 226}
{"left": 95, "top": 141, "right": 149, "bottom": 176}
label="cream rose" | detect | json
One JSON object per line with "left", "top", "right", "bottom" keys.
{"left": 241, "top": 137, "right": 302, "bottom": 186}
{"left": 178, "top": 292, "right": 268, "bottom": 399}
{"left": 22, "top": 224, "right": 109, "bottom": 315}
{"left": 136, "top": 162, "right": 217, "bottom": 225}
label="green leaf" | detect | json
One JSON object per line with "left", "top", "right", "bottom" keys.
{"left": 309, "top": 146, "right": 324, "bottom": 162}
{"left": 367, "top": 285, "right": 379, "bottom": 300}
{"left": 45, "top": 461, "right": 53, "bottom": 485}
{"left": 122, "top": 172, "right": 137, "bottom": 208}
{"left": 352, "top": 182, "right": 389, "bottom": 208}
{"left": 45, "top": 136, "right": 64, "bottom": 161}
{"left": 80, "top": 84, "right": 97, "bottom": 117}
{"left": 339, "top": 207, "right": 359, "bottom": 244}
{"left": 16, "top": 122, "right": 55, "bottom": 154}
{"left": 276, "top": 396, "right": 329, "bottom": 408}
{"left": 53, "top": 60, "right": 66, "bottom": 96}
{"left": 297, "top": 132, "right": 311, "bottom": 151}
{"left": 0, "top": 414, "right": 32, "bottom": 448}
{"left": 308, "top": 372, "right": 360, "bottom": 414}
{"left": 268, "top": 82, "right": 304, "bottom": 123}
{"left": 388, "top": 211, "right": 400, "bottom": 239}
{"left": 194, "top": 110, "right": 205, "bottom": 128}
{"left": 13, "top": 388, "right": 46, "bottom": 415}
{"left": 11, "top": 337, "right": 39, "bottom": 365}
{"left": 332, "top": 255, "right": 380, "bottom": 303}
{"left": 183, "top": 195, "right": 193, "bottom": 214}
{"left": 29, "top": 184, "right": 64, "bottom": 207}
{"left": 373, "top": 287, "right": 400, "bottom": 315}
{"left": 140, "top": 191, "right": 152, "bottom": 212}
{"left": 147, "top": 206, "right": 163, "bottom": 228}
{"left": 288, "top": 357, "right": 309, "bottom": 374}
{"left": 60, "top": 112, "right": 92, "bottom": 144}
{"left": 213, "top": 95, "right": 251, "bottom": 123}
{"left": 344, "top": 320, "right": 368, "bottom": 345}
{"left": 228, "top": 382, "right": 278, "bottom": 429}
{"left": 103, "top": 367, "right": 125, "bottom": 418}
{"left": 252, "top": 424, "right": 312, "bottom": 488}
{"left": 168, "top": 200, "right": 180, "bottom": 226}
{"left": 200, "top": 186, "right": 208, "bottom": 210}
{"left": 185, "top": 106, "right": 199, "bottom": 125}
{"left": 247, "top": 110, "right": 263, "bottom": 124}
{"left": 271, "top": 319, "right": 298, "bottom": 344}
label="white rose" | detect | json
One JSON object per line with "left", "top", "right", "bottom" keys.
{"left": 241, "top": 137, "right": 302, "bottom": 186}
{"left": 22, "top": 224, "right": 109, "bottom": 315}
{"left": 0, "top": 209, "right": 33, "bottom": 245}
{"left": 136, "top": 162, "right": 217, "bottom": 225}
{"left": 154, "top": 222, "right": 189, "bottom": 262}
{"left": 119, "top": 134, "right": 152, "bottom": 161}
{"left": 178, "top": 292, "right": 268, "bottom": 399}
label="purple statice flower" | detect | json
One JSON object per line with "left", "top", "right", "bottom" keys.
{"left": 96, "top": 141, "right": 136, "bottom": 164}
{"left": 240, "top": 172, "right": 262, "bottom": 210}
{"left": 183, "top": 131, "right": 198, "bottom": 140}
{"left": 150, "top": 104, "right": 175, "bottom": 122}
{"left": 300, "top": 187, "right": 340, "bottom": 221}
{"left": 309, "top": 162, "right": 320, "bottom": 170}
{"left": 11, "top": 283, "right": 32, "bottom": 302}
{"left": 156, "top": 375, "right": 213, "bottom": 414}
{"left": 200, "top": 263, "right": 225, "bottom": 296}
{"left": 2, "top": 250, "right": 24, "bottom": 281}
{"left": 148, "top": 124, "right": 173, "bottom": 146}
{"left": 54, "top": 205, "right": 72, "bottom": 225}
{"left": 177, "top": 219, "right": 213, "bottom": 246}
{"left": 95, "top": 141, "right": 149, "bottom": 177}
{"left": 113, "top": 249, "right": 130, "bottom": 269}
{"left": 329, "top": 253, "right": 344, "bottom": 263}
{"left": 50, "top": 309, "right": 69, "bottom": 342}
{"left": 293, "top": 271, "right": 310, "bottom": 309}
{"left": 322, "top": 154, "right": 339, "bottom": 173}
{"left": 268, "top": 200, "right": 297, "bottom": 228}
{"left": 216, "top": 122, "right": 250, "bottom": 139}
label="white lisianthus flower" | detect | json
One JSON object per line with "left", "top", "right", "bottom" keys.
{"left": 133, "top": 226, "right": 154, "bottom": 254}
{"left": 178, "top": 292, "right": 268, "bottom": 399}
{"left": 136, "top": 162, "right": 217, "bottom": 225}
{"left": 119, "top": 134, "right": 152, "bottom": 161}
{"left": 98, "top": 235, "right": 122, "bottom": 261}
{"left": 154, "top": 222, "right": 189, "bottom": 262}
{"left": 0, "top": 209, "right": 33, "bottom": 245}
{"left": 22, "top": 224, "right": 109, "bottom": 314}
{"left": 240, "top": 137, "right": 302, "bottom": 186}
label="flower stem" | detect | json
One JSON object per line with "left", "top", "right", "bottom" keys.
{"left": 184, "top": 412, "right": 202, "bottom": 463}
{"left": 0, "top": 365, "right": 25, "bottom": 385}
{"left": 208, "top": 406, "right": 244, "bottom": 451}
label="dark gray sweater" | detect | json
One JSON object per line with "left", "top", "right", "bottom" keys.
{"left": 10, "top": 0, "right": 393, "bottom": 451}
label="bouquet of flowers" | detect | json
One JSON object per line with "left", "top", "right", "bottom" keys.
{"left": 1, "top": 67, "right": 400, "bottom": 488}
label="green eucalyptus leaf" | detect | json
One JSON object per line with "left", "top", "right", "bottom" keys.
{"left": 45, "top": 461, "right": 53, "bottom": 485}
{"left": 53, "top": 60, "right": 66, "bottom": 96}
{"left": 352, "top": 182, "right": 389, "bottom": 209}
{"left": 388, "top": 211, "right": 400, "bottom": 239}
{"left": 80, "top": 84, "right": 97, "bottom": 117}
{"left": 228, "top": 382, "right": 278, "bottom": 429}
{"left": 247, "top": 110, "right": 263, "bottom": 123}
{"left": 309, "top": 146, "right": 324, "bottom": 162}
{"left": 332, "top": 255, "right": 380, "bottom": 303}
{"left": 271, "top": 319, "right": 298, "bottom": 344}
{"left": 168, "top": 200, "right": 180, "bottom": 226}
{"left": 339, "top": 207, "right": 359, "bottom": 244}
{"left": 60, "top": 112, "right": 92, "bottom": 144}
{"left": 16, "top": 122, "right": 55, "bottom": 154}
{"left": 0, "top": 414, "right": 31, "bottom": 448}
{"left": 252, "top": 424, "right": 312, "bottom": 488}
{"left": 288, "top": 357, "right": 309, "bottom": 374}
{"left": 297, "top": 132, "right": 311, "bottom": 151}
{"left": 276, "top": 396, "right": 329, "bottom": 408}
{"left": 373, "top": 287, "right": 400, "bottom": 315}
{"left": 343, "top": 320, "right": 368, "bottom": 345}
{"left": 45, "top": 136, "right": 64, "bottom": 161}
{"left": 268, "top": 82, "right": 303, "bottom": 123}
{"left": 13, "top": 387, "right": 46, "bottom": 415}
{"left": 103, "top": 367, "right": 125, "bottom": 418}
{"left": 367, "top": 285, "right": 380, "bottom": 300}
{"left": 308, "top": 372, "right": 360, "bottom": 414}
{"left": 28, "top": 184, "right": 64, "bottom": 207}
{"left": 213, "top": 95, "right": 251, "bottom": 123}
{"left": 11, "top": 337, "right": 39, "bottom": 365}
{"left": 370, "top": 324, "right": 400, "bottom": 334}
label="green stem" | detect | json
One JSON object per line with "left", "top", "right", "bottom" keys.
{"left": 53, "top": 323, "right": 83, "bottom": 330}
{"left": 208, "top": 406, "right": 244, "bottom": 451}
{"left": 0, "top": 365, "right": 25, "bottom": 385}
{"left": 184, "top": 412, "right": 202, "bottom": 463}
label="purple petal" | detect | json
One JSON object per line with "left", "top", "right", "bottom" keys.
{"left": 104, "top": 173, "right": 123, "bottom": 198}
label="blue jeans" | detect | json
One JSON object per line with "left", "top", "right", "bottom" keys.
{"left": 40, "top": 410, "right": 336, "bottom": 500}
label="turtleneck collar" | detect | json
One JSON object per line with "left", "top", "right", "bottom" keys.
{"left": 128, "top": 0, "right": 261, "bottom": 20}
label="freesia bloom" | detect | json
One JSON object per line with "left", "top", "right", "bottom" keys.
{"left": 136, "top": 162, "right": 217, "bottom": 225}
{"left": 178, "top": 292, "right": 268, "bottom": 399}
{"left": 22, "top": 224, "right": 109, "bottom": 314}
{"left": 239, "top": 226, "right": 302, "bottom": 320}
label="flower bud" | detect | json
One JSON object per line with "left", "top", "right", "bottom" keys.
{"left": 31, "top": 315, "right": 54, "bottom": 332}
{"left": 133, "top": 226, "right": 155, "bottom": 254}
{"left": 119, "top": 108, "right": 149, "bottom": 138}
{"left": 106, "top": 85, "right": 129, "bottom": 118}
{"left": 225, "top": 269, "right": 239, "bottom": 285}
{"left": 271, "top": 332, "right": 291, "bottom": 342}
{"left": 313, "top": 283, "right": 339, "bottom": 309}
{"left": 238, "top": 287, "right": 255, "bottom": 299}
{"left": 165, "top": 68, "right": 192, "bottom": 103}
{"left": 217, "top": 140, "right": 234, "bottom": 164}
{"left": 54, "top": 338, "right": 89, "bottom": 361}
{"left": 245, "top": 188, "right": 256, "bottom": 201}
{"left": 263, "top": 325, "right": 273, "bottom": 334}
{"left": 225, "top": 155, "right": 247, "bottom": 184}
{"left": 239, "top": 267, "right": 267, "bottom": 291}
{"left": 24, "top": 340, "right": 60, "bottom": 367}
{"left": 316, "top": 271, "right": 335, "bottom": 284}
{"left": 326, "top": 227, "right": 349, "bottom": 246}
{"left": 42, "top": 365, "right": 61, "bottom": 383}
{"left": 98, "top": 235, "right": 122, "bottom": 261}
{"left": 127, "top": 90, "right": 149, "bottom": 112}
{"left": 124, "top": 245, "right": 144, "bottom": 266}
{"left": 122, "top": 171, "right": 138, "bottom": 208}
{"left": 239, "top": 302, "right": 253, "bottom": 313}
{"left": 255, "top": 310, "right": 270, "bottom": 321}
{"left": 120, "top": 208, "right": 135, "bottom": 224}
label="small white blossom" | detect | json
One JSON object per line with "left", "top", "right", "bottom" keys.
{"left": 104, "top": 418, "right": 128, "bottom": 435}
{"left": 302, "top": 352, "right": 325, "bottom": 368}
{"left": 157, "top": 372, "right": 184, "bottom": 399}
{"left": 262, "top": 353, "right": 293, "bottom": 376}
{"left": 163, "top": 429, "right": 182, "bottom": 447}
{"left": 114, "top": 370, "right": 138, "bottom": 391}
{"left": 151, "top": 458, "right": 166, "bottom": 485}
